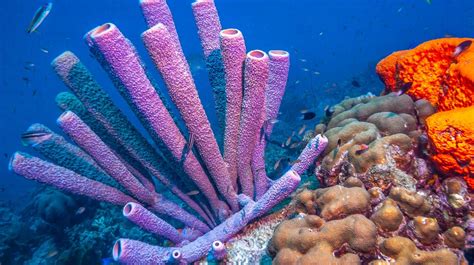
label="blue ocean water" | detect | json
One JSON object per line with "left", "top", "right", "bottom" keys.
{"left": 0, "top": 0, "right": 473, "bottom": 264}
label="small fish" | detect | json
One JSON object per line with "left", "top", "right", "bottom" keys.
{"left": 21, "top": 131, "right": 52, "bottom": 146}
{"left": 426, "top": 0, "right": 432, "bottom": 4}
{"left": 396, "top": 82, "right": 412, "bottom": 96}
{"left": 32, "top": 89, "right": 37, "bottom": 96}
{"left": 332, "top": 139, "right": 342, "bottom": 159}
{"left": 25, "top": 62, "right": 35, "bottom": 68}
{"left": 186, "top": 190, "right": 200, "bottom": 196}
{"left": 285, "top": 135, "right": 292, "bottom": 146}
{"left": 295, "top": 80, "right": 301, "bottom": 84}
{"left": 3, "top": 153, "right": 7, "bottom": 158}
{"left": 324, "top": 105, "right": 334, "bottom": 117}
{"left": 302, "top": 68, "right": 309, "bottom": 72}
{"left": 299, "top": 59, "right": 307, "bottom": 63}
{"left": 298, "top": 124, "right": 306, "bottom": 136}
{"left": 313, "top": 71, "right": 320, "bottom": 75}
{"left": 355, "top": 144, "right": 369, "bottom": 155}
{"left": 27, "top": 2, "right": 53, "bottom": 34}
{"left": 453, "top": 40, "right": 472, "bottom": 57}
{"left": 289, "top": 159, "right": 301, "bottom": 165}
{"left": 274, "top": 157, "right": 291, "bottom": 171}
{"left": 397, "top": 7, "right": 403, "bottom": 13}
{"left": 181, "top": 133, "right": 195, "bottom": 161}
{"left": 47, "top": 250, "right": 58, "bottom": 258}
{"left": 273, "top": 158, "right": 283, "bottom": 170}
{"left": 351, "top": 80, "right": 361, "bottom": 87}
{"left": 22, "top": 77, "right": 30, "bottom": 82}
{"left": 267, "top": 118, "right": 280, "bottom": 125}
{"left": 40, "top": 48, "right": 49, "bottom": 53}
{"left": 260, "top": 124, "right": 267, "bottom": 141}
{"left": 319, "top": 32, "right": 324, "bottom": 36}
{"left": 454, "top": 157, "right": 471, "bottom": 169}
{"left": 289, "top": 142, "right": 300, "bottom": 149}
{"left": 299, "top": 111, "right": 316, "bottom": 121}
{"left": 75, "top": 207, "right": 86, "bottom": 215}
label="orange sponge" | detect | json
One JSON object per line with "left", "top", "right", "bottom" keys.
{"left": 426, "top": 106, "right": 474, "bottom": 189}
{"left": 376, "top": 38, "right": 474, "bottom": 111}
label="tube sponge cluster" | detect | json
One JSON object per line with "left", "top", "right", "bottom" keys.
{"left": 9, "top": 0, "right": 328, "bottom": 263}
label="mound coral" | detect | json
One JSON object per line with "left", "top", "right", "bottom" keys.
{"left": 313, "top": 93, "right": 435, "bottom": 191}
{"left": 376, "top": 38, "right": 474, "bottom": 111}
{"left": 272, "top": 177, "right": 470, "bottom": 264}
{"left": 9, "top": 0, "right": 328, "bottom": 263}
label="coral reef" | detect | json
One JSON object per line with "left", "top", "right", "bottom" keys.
{"left": 270, "top": 87, "right": 472, "bottom": 264}
{"left": 271, "top": 177, "right": 469, "bottom": 264}
{"left": 8, "top": 0, "right": 328, "bottom": 264}
{"left": 376, "top": 38, "right": 474, "bottom": 191}
{"left": 314, "top": 93, "right": 434, "bottom": 191}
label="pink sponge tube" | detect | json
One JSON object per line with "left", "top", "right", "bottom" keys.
{"left": 142, "top": 23, "right": 238, "bottom": 212}
{"left": 220, "top": 28, "right": 246, "bottom": 191}
{"left": 291, "top": 134, "right": 328, "bottom": 175}
{"left": 9, "top": 152, "right": 136, "bottom": 206}
{"left": 113, "top": 169, "right": 301, "bottom": 264}
{"left": 57, "top": 111, "right": 210, "bottom": 232}
{"left": 252, "top": 50, "right": 290, "bottom": 199}
{"left": 113, "top": 239, "right": 177, "bottom": 264}
{"left": 57, "top": 111, "right": 155, "bottom": 206}
{"left": 237, "top": 50, "right": 270, "bottom": 197}
{"left": 86, "top": 23, "right": 228, "bottom": 220}
{"left": 191, "top": 0, "right": 222, "bottom": 58}
{"left": 264, "top": 50, "right": 290, "bottom": 135}
{"left": 123, "top": 202, "right": 185, "bottom": 244}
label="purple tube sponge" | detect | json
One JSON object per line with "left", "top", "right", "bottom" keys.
{"left": 220, "top": 28, "right": 246, "bottom": 191}
{"left": 252, "top": 50, "right": 291, "bottom": 199}
{"left": 192, "top": 0, "right": 227, "bottom": 135}
{"left": 237, "top": 50, "right": 270, "bottom": 197}
{"left": 140, "top": 0, "right": 180, "bottom": 46}
{"left": 57, "top": 110, "right": 156, "bottom": 205}
{"left": 264, "top": 50, "right": 291, "bottom": 134}
{"left": 210, "top": 240, "right": 226, "bottom": 260}
{"left": 9, "top": 152, "right": 136, "bottom": 206}
{"left": 86, "top": 23, "right": 226, "bottom": 221}
{"left": 123, "top": 202, "right": 185, "bottom": 244}
{"left": 291, "top": 134, "right": 329, "bottom": 175}
{"left": 142, "top": 23, "right": 238, "bottom": 212}
{"left": 191, "top": 0, "right": 222, "bottom": 58}
{"left": 112, "top": 239, "right": 176, "bottom": 265}
{"left": 113, "top": 169, "right": 301, "bottom": 264}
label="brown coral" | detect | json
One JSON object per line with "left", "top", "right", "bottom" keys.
{"left": 379, "top": 236, "right": 459, "bottom": 265}
{"left": 389, "top": 187, "right": 432, "bottom": 218}
{"left": 268, "top": 214, "right": 377, "bottom": 265}
{"left": 315, "top": 94, "right": 430, "bottom": 190}
{"left": 370, "top": 198, "right": 404, "bottom": 232}
{"left": 295, "top": 178, "right": 370, "bottom": 220}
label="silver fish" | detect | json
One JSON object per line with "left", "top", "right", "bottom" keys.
{"left": 27, "top": 2, "right": 53, "bottom": 34}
